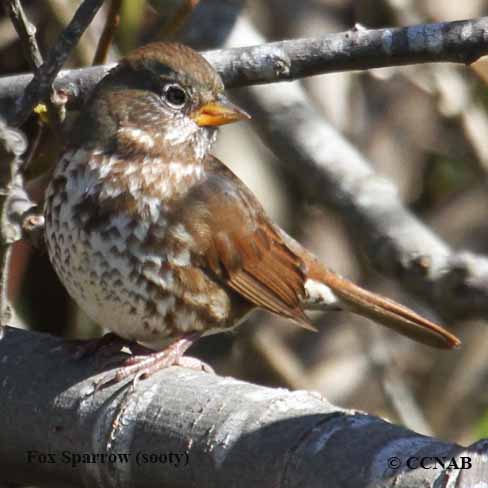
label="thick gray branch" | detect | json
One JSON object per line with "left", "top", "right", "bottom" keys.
{"left": 0, "top": 326, "right": 486, "bottom": 487}
{"left": 1, "top": 16, "right": 488, "bottom": 115}
{"left": 208, "top": 16, "right": 488, "bottom": 86}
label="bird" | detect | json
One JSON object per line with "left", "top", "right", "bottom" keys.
{"left": 44, "top": 42, "right": 460, "bottom": 384}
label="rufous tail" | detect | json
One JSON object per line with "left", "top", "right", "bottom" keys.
{"left": 307, "top": 262, "right": 460, "bottom": 350}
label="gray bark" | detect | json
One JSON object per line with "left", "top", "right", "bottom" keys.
{"left": 0, "top": 326, "right": 486, "bottom": 487}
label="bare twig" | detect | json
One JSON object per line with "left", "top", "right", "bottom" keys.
{"left": 6, "top": 0, "right": 66, "bottom": 136}
{"left": 11, "top": 0, "right": 104, "bottom": 127}
{"left": 0, "top": 325, "right": 486, "bottom": 487}
{"left": 45, "top": 0, "right": 99, "bottom": 65}
{"left": 0, "top": 247, "right": 12, "bottom": 336}
{"left": 1, "top": 16, "right": 488, "bottom": 115}
{"left": 4, "top": 0, "right": 43, "bottom": 69}
{"left": 21, "top": 120, "right": 44, "bottom": 173}
{"left": 92, "top": 0, "right": 122, "bottom": 65}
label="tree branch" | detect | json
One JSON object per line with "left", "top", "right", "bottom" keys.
{"left": 6, "top": 0, "right": 66, "bottom": 135}
{"left": 1, "top": 16, "right": 488, "bottom": 115}
{"left": 0, "top": 326, "right": 485, "bottom": 487}
{"left": 208, "top": 16, "right": 488, "bottom": 86}
{"left": 10, "top": 0, "right": 104, "bottom": 127}
{"left": 4, "top": 0, "right": 43, "bottom": 70}
{"left": 92, "top": 0, "right": 122, "bottom": 66}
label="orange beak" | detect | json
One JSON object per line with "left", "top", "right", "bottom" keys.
{"left": 192, "top": 96, "right": 251, "bottom": 127}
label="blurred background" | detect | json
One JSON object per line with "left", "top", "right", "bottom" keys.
{"left": 2, "top": 0, "right": 488, "bottom": 446}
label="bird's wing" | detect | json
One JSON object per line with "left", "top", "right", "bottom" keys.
{"left": 175, "top": 158, "right": 316, "bottom": 331}
{"left": 173, "top": 157, "right": 460, "bottom": 349}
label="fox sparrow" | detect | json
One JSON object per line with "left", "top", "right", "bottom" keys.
{"left": 44, "top": 42, "right": 460, "bottom": 384}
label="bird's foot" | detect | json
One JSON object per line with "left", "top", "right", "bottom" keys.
{"left": 94, "top": 332, "right": 210, "bottom": 390}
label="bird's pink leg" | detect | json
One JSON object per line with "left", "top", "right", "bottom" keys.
{"left": 94, "top": 332, "right": 212, "bottom": 390}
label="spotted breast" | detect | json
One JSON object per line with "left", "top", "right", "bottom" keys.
{"left": 44, "top": 135, "right": 241, "bottom": 349}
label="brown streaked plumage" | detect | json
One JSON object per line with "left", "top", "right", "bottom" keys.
{"left": 44, "top": 42, "right": 460, "bottom": 385}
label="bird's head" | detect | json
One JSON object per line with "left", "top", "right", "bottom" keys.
{"left": 73, "top": 42, "right": 250, "bottom": 160}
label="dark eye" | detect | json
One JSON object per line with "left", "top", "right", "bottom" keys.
{"left": 163, "top": 84, "right": 187, "bottom": 108}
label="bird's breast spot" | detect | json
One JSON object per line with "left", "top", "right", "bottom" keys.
{"left": 141, "top": 195, "right": 162, "bottom": 223}
{"left": 167, "top": 161, "right": 203, "bottom": 177}
{"left": 167, "top": 249, "right": 191, "bottom": 267}
{"left": 176, "top": 310, "right": 200, "bottom": 332}
{"left": 132, "top": 220, "right": 150, "bottom": 241}
{"left": 141, "top": 266, "right": 173, "bottom": 290}
{"left": 118, "top": 127, "right": 155, "bottom": 150}
{"left": 170, "top": 223, "right": 195, "bottom": 246}
{"left": 156, "top": 296, "right": 176, "bottom": 317}
{"left": 204, "top": 288, "right": 231, "bottom": 322}
{"left": 164, "top": 127, "right": 192, "bottom": 145}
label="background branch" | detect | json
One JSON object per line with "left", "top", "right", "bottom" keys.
{"left": 208, "top": 16, "right": 488, "bottom": 87}
{"left": 10, "top": 0, "right": 104, "bottom": 127}
{"left": 92, "top": 0, "right": 122, "bottom": 66}
{"left": 5, "top": 0, "right": 43, "bottom": 70}
{"left": 6, "top": 0, "right": 65, "bottom": 139}
{"left": 0, "top": 326, "right": 486, "bottom": 488}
